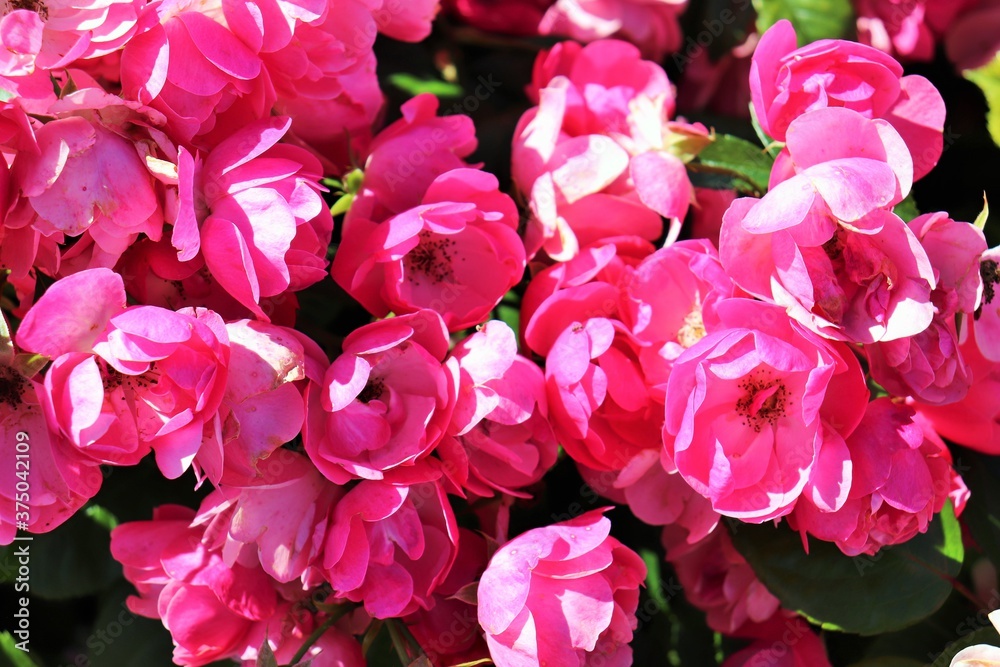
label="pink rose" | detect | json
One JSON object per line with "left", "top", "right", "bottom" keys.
{"left": 620, "top": 238, "right": 739, "bottom": 358}
{"left": 866, "top": 317, "right": 972, "bottom": 405}
{"left": 116, "top": 238, "right": 300, "bottom": 327}
{"left": 478, "top": 509, "right": 646, "bottom": 667}
{"left": 910, "top": 212, "right": 987, "bottom": 317}
{"left": 0, "top": 0, "right": 143, "bottom": 75}
{"left": 173, "top": 117, "right": 332, "bottom": 321}
{"left": 539, "top": 0, "right": 687, "bottom": 60}
{"left": 969, "top": 243, "right": 1000, "bottom": 358}
{"left": 720, "top": 112, "right": 937, "bottom": 345}
{"left": 863, "top": 212, "right": 985, "bottom": 404}
{"left": 0, "top": 353, "right": 103, "bottom": 543}
{"left": 789, "top": 398, "right": 969, "bottom": 556}
{"left": 221, "top": 451, "right": 336, "bottom": 584}
{"left": 201, "top": 319, "right": 308, "bottom": 486}
{"left": 750, "top": 19, "right": 946, "bottom": 179}
{"left": 242, "top": 621, "right": 365, "bottom": 667}
{"left": 304, "top": 309, "right": 455, "bottom": 484}
{"left": 18, "top": 269, "right": 230, "bottom": 479}
{"left": 438, "top": 321, "right": 558, "bottom": 498}
{"left": 513, "top": 39, "right": 705, "bottom": 260}
{"left": 119, "top": 0, "right": 271, "bottom": 147}
{"left": 346, "top": 94, "right": 478, "bottom": 224}
{"left": 443, "top": 0, "right": 551, "bottom": 35}
{"left": 663, "top": 525, "right": 781, "bottom": 636}
{"left": 12, "top": 113, "right": 160, "bottom": 263}
{"left": 264, "top": 0, "right": 384, "bottom": 173}
{"left": 722, "top": 619, "right": 832, "bottom": 667}
{"left": 945, "top": 0, "right": 1000, "bottom": 71}
{"left": 332, "top": 168, "right": 525, "bottom": 331}
{"left": 916, "top": 318, "right": 1000, "bottom": 454}
{"left": 663, "top": 299, "right": 868, "bottom": 521}
{"left": 371, "top": 0, "right": 440, "bottom": 42}
{"left": 405, "top": 527, "right": 490, "bottom": 665}
{"left": 322, "top": 480, "right": 459, "bottom": 619}
{"left": 856, "top": 0, "right": 974, "bottom": 62}
{"left": 613, "top": 449, "right": 721, "bottom": 544}
{"left": 111, "top": 499, "right": 278, "bottom": 666}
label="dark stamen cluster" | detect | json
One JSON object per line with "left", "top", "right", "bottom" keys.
{"left": 975, "top": 259, "right": 999, "bottom": 320}
{"left": 358, "top": 377, "right": 385, "bottom": 404}
{"left": 0, "top": 367, "right": 26, "bottom": 408}
{"left": 8, "top": 0, "right": 48, "bottom": 18}
{"left": 406, "top": 232, "right": 456, "bottom": 285}
{"left": 734, "top": 374, "right": 790, "bottom": 433}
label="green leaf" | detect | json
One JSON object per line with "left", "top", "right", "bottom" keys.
{"left": 641, "top": 549, "right": 669, "bottom": 613}
{"left": 0, "top": 510, "right": 121, "bottom": 600}
{"left": 965, "top": 54, "right": 1000, "bottom": 150}
{"left": 388, "top": 73, "right": 464, "bottom": 99}
{"left": 849, "top": 659, "right": 925, "bottom": 667}
{"left": 686, "top": 170, "right": 742, "bottom": 192}
{"left": 893, "top": 194, "right": 921, "bottom": 223}
{"left": 693, "top": 134, "right": 775, "bottom": 196}
{"left": 0, "top": 632, "right": 43, "bottom": 667}
{"left": 753, "top": 0, "right": 854, "bottom": 45}
{"left": 330, "top": 193, "right": 354, "bottom": 217}
{"left": 975, "top": 194, "right": 990, "bottom": 231}
{"left": 730, "top": 501, "right": 964, "bottom": 636}
{"left": 84, "top": 504, "right": 119, "bottom": 531}
{"left": 257, "top": 639, "right": 278, "bottom": 667}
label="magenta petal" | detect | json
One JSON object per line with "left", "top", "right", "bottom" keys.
{"left": 17, "top": 268, "right": 126, "bottom": 357}
{"left": 323, "top": 354, "right": 371, "bottom": 412}
{"left": 177, "top": 12, "right": 260, "bottom": 80}
{"left": 885, "top": 75, "right": 946, "bottom": 180}
{"left": 805, "top": 427, "right": 852, "bottom": 512}
{"left": 630, "top": 150, "right": 692, "bottom": 221}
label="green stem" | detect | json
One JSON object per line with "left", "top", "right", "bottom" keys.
{"left": 385, "top": 618, "right": 414, "bottom": 665}
{"left": 287, "top": 605, "right": 352, "bottom": 665}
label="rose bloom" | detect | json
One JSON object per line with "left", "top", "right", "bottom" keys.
{"left": 512, "top": 39, "right": 705, "bottom": 261}
{"left": 17, "top": 269, "right": 230, "bottom": 479}
{"left": 331, "top": 168, "right": 525, "bottom": 332}
{"left": 945, "top": 0, "right": 1000, "bottom": 71}
{"left": 662, "top": 524, "right": 780, "bottom": 636}
{"left": 719, "top": 110, "right": 937, "bottom": 346}
{"left": 438, "top": 320, "right": 559, "bottom": 499}
{"left": 916, "top": 317, "right": 1000, "bottom": 454}
{"left": 750, "top": 19, "right": 946, "bottom": 179}
{"left": 477, "top": 509, "right": 646, "bottom": 667}
{"left": 662, "top": 298, "right": 868, "bottom": 521}
{"left": 111, "top": 500, "right": 278, "bottom": 667}
{"left": 790, "top": 399, "right": 968, "bottom": 556}
{"left": 539, "top": 0, "right": 688, "bottom": 60}
{"left": 303, "top": 310, "right": 455, "bottom": 484}
{"left": 0, "top": 354, "right": 103, "bottom": 543}
{"left": 322, "top": 480, "right": 459, "bottom": 619}
{"left": 856, "top": 0, "right": 975, "bottom": 62}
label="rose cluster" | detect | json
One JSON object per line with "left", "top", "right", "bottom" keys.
{"left": 0, "top": 0, "right": 997, "bottom": 665}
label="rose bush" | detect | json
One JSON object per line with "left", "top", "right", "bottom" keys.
{"left": 1, "top": 3, "right": 998, "bottom": 667}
